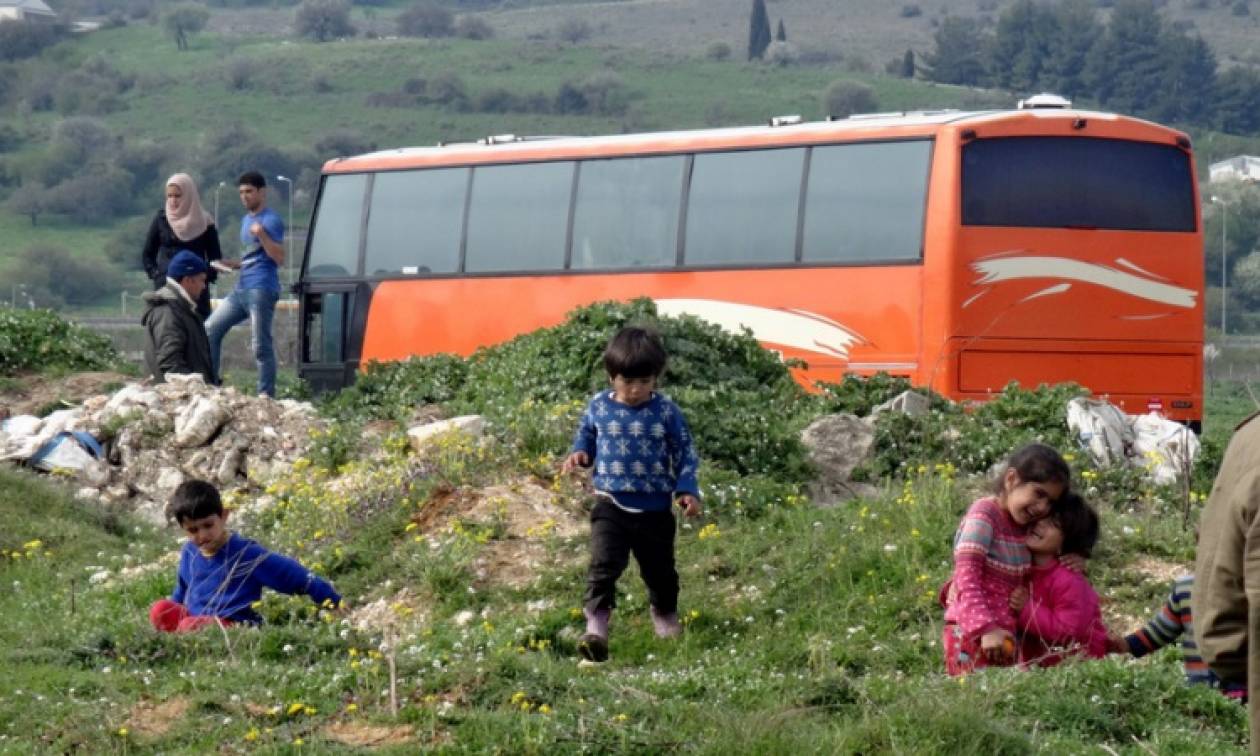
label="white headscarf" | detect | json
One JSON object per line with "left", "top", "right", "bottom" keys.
{"left": 164, "top": 173, "right": 213, "bottom": 241}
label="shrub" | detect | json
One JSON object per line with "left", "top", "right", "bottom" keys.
{"left": 0, "top": 308, "right": 120, "bottom": 374}
{"left": 900, "top": 4, "right": 922, "bottom": 18}
{"left": 327, "top": 299, "right": 813, "bottom": 481}
{"left": 313, "top": 128, "right": 375, "bottom": 157}
{"left": 0, "top": 19, "right": 65, "bottom": 62}
{"left": 427, "top": 71, "right": 468, "bottom": 106}
{"left": 822, "top": 79, "right": 878, "bottom": 118}
{"left": 296, "top": 0, "right": 356, "bottom": 42}
{"left": 397, "top": 2, "right": 453, "bottom": 38}
{"left": 224, "top": 59, "right": 254, "bottom": 91}
{"left": 705, "top": 41, "right": 732, "bottom": 61}
{"left": 556, "top": 17, "right": 591, "bottom": 44}
{"left": 454, "top": 15, "right": 493, "bottom": 40}
{"left": 762, "top": 41, "right": 799, "bottom": 66}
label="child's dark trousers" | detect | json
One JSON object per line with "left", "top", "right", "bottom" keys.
{"left": 584, "top": 496, "right": 678, "bottom": 615}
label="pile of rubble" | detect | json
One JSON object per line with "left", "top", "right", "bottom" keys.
{"left": 0, "top": 375, "right": 323, "bottom": 524}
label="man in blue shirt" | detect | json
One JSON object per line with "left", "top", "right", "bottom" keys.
{"left": 205, "top": 171, "right": 285, "bottom": 397}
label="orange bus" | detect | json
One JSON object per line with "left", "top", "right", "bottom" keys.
{"left": 298, "top": 99, "right": 1204, "bottom": 425}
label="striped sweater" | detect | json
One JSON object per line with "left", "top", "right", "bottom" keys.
{"left": 944, "top": 496, "right": 1030, "bottom": 640}
{"left": 1125, "top": 574, "right": 1246, "bottom": 696}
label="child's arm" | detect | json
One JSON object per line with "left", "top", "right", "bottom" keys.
{"left": 170, "top": 549, "right": 189, "bottom": 605}
{"left": 664, "top": 405, "right": 701, "bottom": 513}
{"left": 562, "top": 404, "right": 598, "bottom": 473}
{"left": 950, "top": 503, "right": 1007, "bottom": 644}
{"left": 251, "top": 547, "right": 341, "bottom": 608}
{"left": 1122, "top": 580, "right": 1188, "bottom": 657}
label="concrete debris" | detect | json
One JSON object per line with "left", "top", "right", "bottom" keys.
{"left": 407, "top": 415, "right": 485, "bottom": 453}
{"left": 0, "top": 377, "right": 323, "bottom": 523}
{"left": 871, "top": 390, "right": 931, "bottom": 418}
{"left": 800, "top": 413, "right": 876, "bottom": 504}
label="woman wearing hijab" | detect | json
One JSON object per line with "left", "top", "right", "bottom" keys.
{"left": 141, "top": 173, "right": 223, "bottom": 320}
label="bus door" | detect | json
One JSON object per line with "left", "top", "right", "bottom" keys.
{"left": 299, "top": 282, "right": 371, "bottom": 393}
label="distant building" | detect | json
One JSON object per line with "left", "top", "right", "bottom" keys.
{"left": 1209, "top": 155, "right": 1260, "bottom": 184}
{"left": 0, "top": 0, "right": 57, "bottom": 23}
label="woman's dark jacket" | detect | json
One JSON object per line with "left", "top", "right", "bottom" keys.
{"left": 141, "top": 210, "right": 222, "bottom": 320}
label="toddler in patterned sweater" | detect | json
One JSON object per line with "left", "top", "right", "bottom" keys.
{"left": 941, "top": 443, "right": 1071, "bottom": 675}
{"left": 562, "top": 326, "right": 701, "bottom": 664}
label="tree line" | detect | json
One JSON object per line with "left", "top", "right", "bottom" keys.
{"left": 922, "top": 0, "right": 1260, "bottom": 136}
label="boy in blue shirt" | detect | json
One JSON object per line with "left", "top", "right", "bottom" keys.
{"left": 205, "top": 170, "right": 285, "bottom": 397}
{"left": 148, "top": 480, "right": 341, "bottom": 632}
{"left": 562, "top": 326, "right": 702, "bottom": 663}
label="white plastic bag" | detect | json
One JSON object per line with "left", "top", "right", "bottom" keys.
{"left": 1066, "top": 397, "right": 1132, "bottom": 468}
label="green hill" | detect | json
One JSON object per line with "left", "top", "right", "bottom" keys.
{"left": 0, "top": 302, "right": 1251, "bottom": 752}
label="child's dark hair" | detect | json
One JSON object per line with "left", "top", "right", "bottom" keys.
{"left": 237, "top": 170, "right": 266, "bottom": 189}
{"left": 1053, "top": 491, "right": 1100, "bottom": 558}
{"left": 167, "top": 479, "right": 224, "bottom": 524}
{"left": 603, "top": 326, "right": 667, "bottom": 379}
{"left": 992, "top": 442, "right": 1072, "bottom": 496}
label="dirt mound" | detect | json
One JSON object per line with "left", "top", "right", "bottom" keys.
{"left": 323, "top": 722, "right": 415, "bottom": 748}
{"left": 413, "top": 479, "right": 586, "bottom": 588}
{"left": 0, "top": 371, "right": 130, "bottom": 416}
{"left": 125, "top": 696, "right": 191, "bottom": 739}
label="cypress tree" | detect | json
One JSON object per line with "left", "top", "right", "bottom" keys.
{"left": 901, "top": 49, "right": 915, "bottom": 78}
{"left": 776, "top": 18, "right": 786, "bottom": 42}
{"left": 748, "top": 0, "right": 771, "bottom": 60}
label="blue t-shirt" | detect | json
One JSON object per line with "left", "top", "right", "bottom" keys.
{"left": 170, "top": 533, "right": 340, "bottom": 623}
{"left": 570, "top": 391, "right": 700, "bottom": 512}
{"left": 237, "top": 207, "right": 285, "bottom": 294}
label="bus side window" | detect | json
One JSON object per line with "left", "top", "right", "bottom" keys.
{"left": 307, "top": 174, "right": 368, "bottom": 279}
{"left": 571, "top": 156, "right": 683, "bottom": 270}
{"left": 465, "top": 161, "right": 572, "bottom": 273}
{"left": 365, "top": 168, "right": 465, "bottom": 276}
{"left": 684, "top": 148, "right": 802, "bottom": 267}
{"left": 802, "top": 140, "right": 931, "bottom": 264}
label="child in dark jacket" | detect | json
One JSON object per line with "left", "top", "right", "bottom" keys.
{"left": 148, "top": 480, "right": 341, "bottom": 632}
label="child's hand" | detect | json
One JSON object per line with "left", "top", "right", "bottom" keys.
{"left": 676, "top": 494, "right": 702, "bottom": 518}
{"left": 1009, "top": 586, "right": 1029, "bottom": 613}
{"left": 1106, "top": 631, "right": 1128, "bottom": 655}
{"left": 561, "top": 451, "right": 590, "bottom": 474}
{"left": 980, "top": 628, "right": 1016, "bottom": 663}
{"left": 1060, "top": 553, "right": 1087, "bottom": 574}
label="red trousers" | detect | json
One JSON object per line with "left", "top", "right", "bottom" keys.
{"left": 149, "top": 599, "right": 233, "bottom": 633}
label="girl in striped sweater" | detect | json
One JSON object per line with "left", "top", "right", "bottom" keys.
{"left": 942, "top": 443, "right": 1071, "bottom": 675}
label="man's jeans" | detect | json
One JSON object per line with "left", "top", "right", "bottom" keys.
{"left": 206, "top": 287, "right": 278, "bottom": 397}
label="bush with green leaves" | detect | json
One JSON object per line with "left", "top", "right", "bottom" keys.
{"left": 0, "top": 308, "right": 120, "bottom": 374}
{"left": 327, "top": 299, "right": 815, "bottom": 481}
{"left": 862, "top": 382, "right": 1087, "bottom": 480}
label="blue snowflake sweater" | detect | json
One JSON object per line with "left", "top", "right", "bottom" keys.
{"left": 570, "top": 391, "right": 700, "bottom": 512}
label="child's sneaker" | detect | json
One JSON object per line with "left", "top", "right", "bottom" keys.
{"left": 650, "top": 606, "right": 682, "bottom": 639}
{"left": 578, "top": 607, "right": 610, "bottom": 663}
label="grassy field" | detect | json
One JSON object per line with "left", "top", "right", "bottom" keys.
{"left": 0, "top": 381, "right": 1251, "bottom": 753}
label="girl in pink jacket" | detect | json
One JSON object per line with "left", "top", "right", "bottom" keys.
{"left": 942, "top": 443, "right": 1071, "bottom": 675}
{"left": 1014, "top": 491, "right": 1110, "bottom": 667}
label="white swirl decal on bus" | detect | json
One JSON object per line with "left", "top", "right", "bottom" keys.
{"left": 653, "top": 298, "right": 865, "bottom": 360}
{"left": 968, "top": 254, "right": 1197, "bottom": 309}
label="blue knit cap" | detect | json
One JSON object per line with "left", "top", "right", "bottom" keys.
{"left": 166, "top": 249, "right": 208, "bottom": 280}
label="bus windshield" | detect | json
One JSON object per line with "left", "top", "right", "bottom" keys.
{"left": 962, "top": 136, "right": 1196, "bottom": 232}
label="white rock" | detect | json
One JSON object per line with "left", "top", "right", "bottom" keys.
{"left": 407, "top": 416, "right": 485, "bottom": 453}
